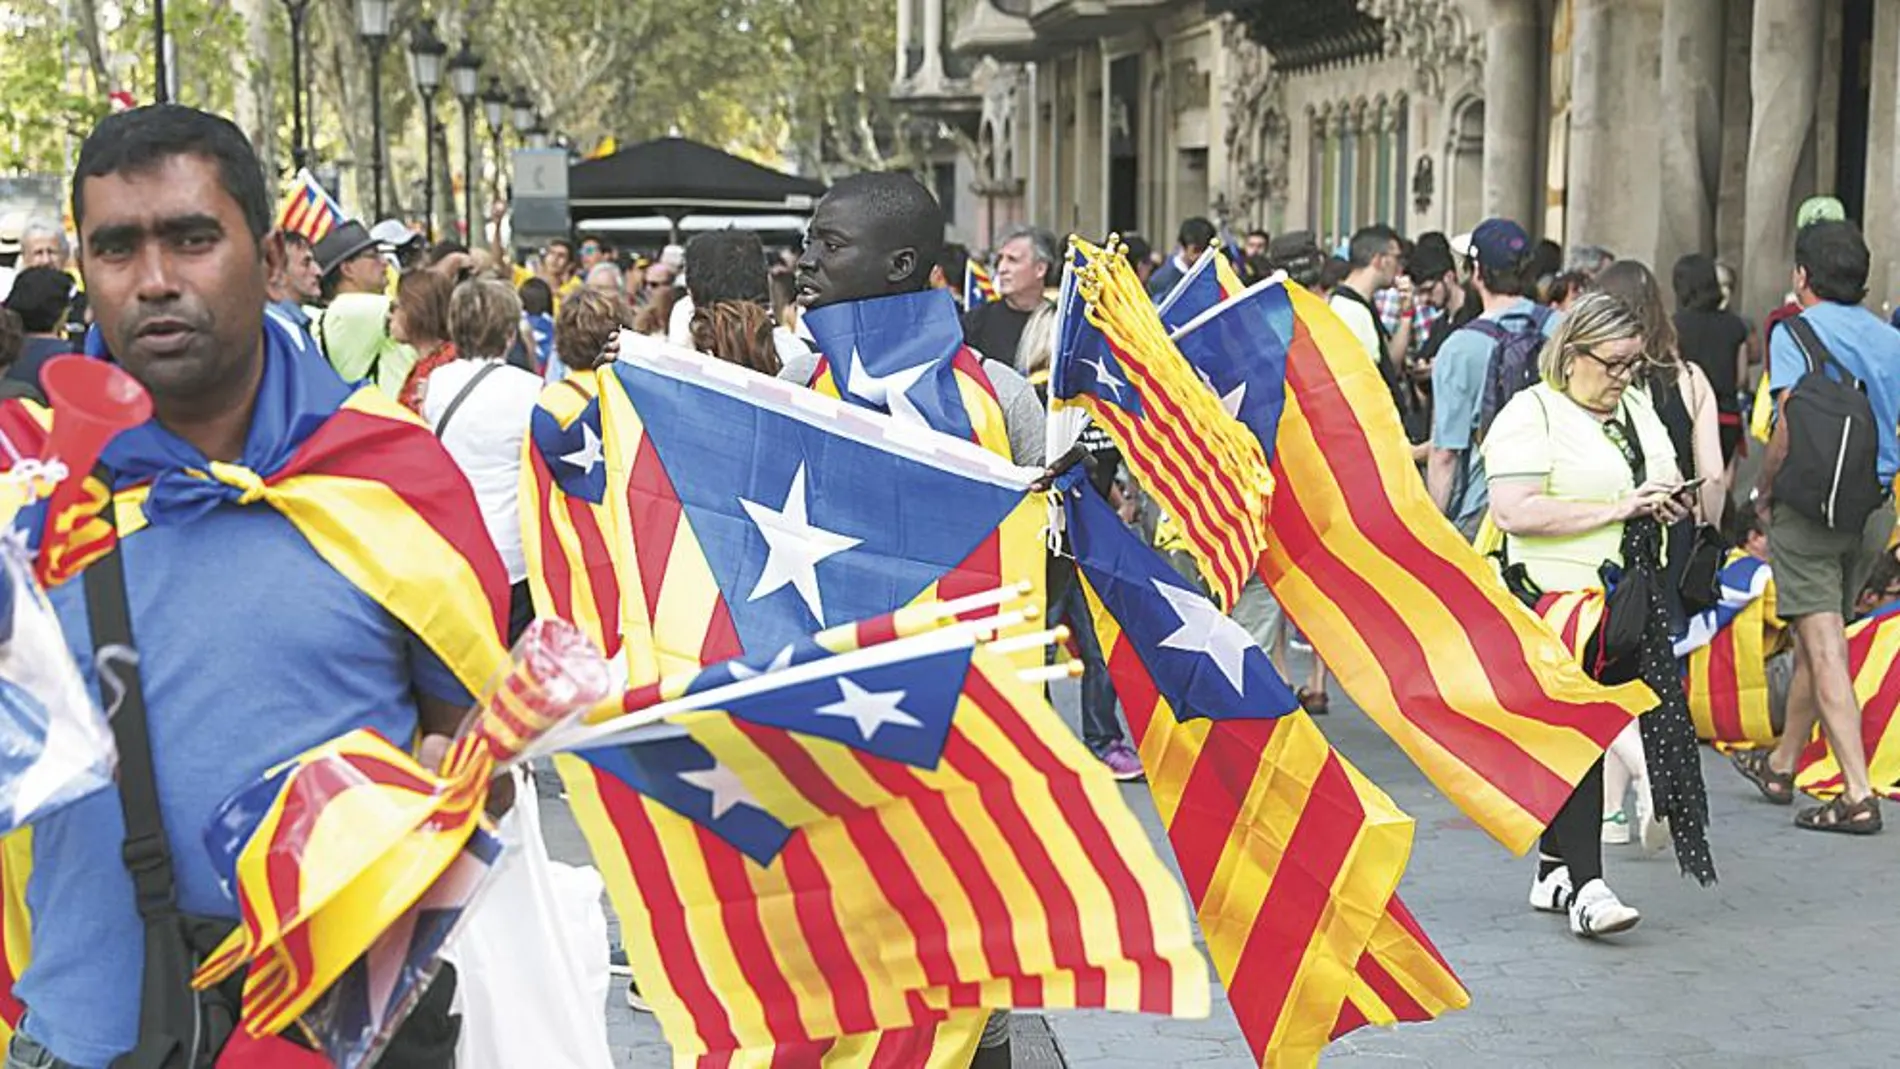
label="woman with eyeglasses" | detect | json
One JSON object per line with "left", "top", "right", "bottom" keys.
{"left": 1481, "top": 292, "right": 1715, "bottom": 938}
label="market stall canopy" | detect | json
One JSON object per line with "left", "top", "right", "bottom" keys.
{"left": 567, "top": 137, "right": 827, "bottom": 227}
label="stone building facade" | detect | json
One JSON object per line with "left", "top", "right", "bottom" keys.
{"left": 893, "top": 0, "right": 1900, "bottom": 318}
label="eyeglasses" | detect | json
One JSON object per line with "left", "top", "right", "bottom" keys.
{"left": 646, "top": 280, "right": 670, "bottom": 289}
{"left": 1578, "top": 349, "right": 1644, "bottom": 380}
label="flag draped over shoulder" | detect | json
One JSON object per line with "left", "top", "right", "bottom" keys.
{"left": 1165, "top": 277, "right": 1653, "bottom": 855}
{"left": 0, "top": 325, "right": 511, "bottom": 1042}
{"left": 1796, "top": 600, "right": 1900, "bottom": 800}
{"left": 1050, "top": 241, "right": 1273, "bottom": 609}
{"left": 1065, "top": 473, "right": 1466, "bottom": 1069}
{"left": 521, "top": 373, "right": 623, "bottom": 660}
{"left": 277, "top": 169, "right": 344, "bottom": 244}
{"left": 559, "top": 348, "right": 1207, "bottom": 1066}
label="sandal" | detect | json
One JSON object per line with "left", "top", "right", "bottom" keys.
{"left": 1795, "top": 794, "right": 1883, "bottom": 835}
{"left": 1296, "top": 687, "right": 1330, "bottom": 716}
{"left": 1730, "top": 749, "right": 1795, "bottom": 805}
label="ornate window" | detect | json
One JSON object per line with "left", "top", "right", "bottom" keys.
{"left": 1307, "top": 92, "right": 1409, "bottom": 246}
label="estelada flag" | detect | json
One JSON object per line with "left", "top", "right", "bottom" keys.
{"left": 962, "top": 259, "right": 997, "bottom": 311}
{"left": 1678, "top": 554, "right": 1782, "bottom": 748}
{"left": 277, "top": 168, "right": 345, "bottom": 244}
{"left": 520, "top": 372, "right": 623, "bottom": 663}
{"left": 1154, "top": 246, "right": 1244, "bottom": 333}
{"left": 1065, "top": 476, "right": 1466, "bottom": 1067}
{"left": 1795, "top": 598, "right": 1900, "bottom": 800}
{"left": 559, "top": 348, "right": 1206, "bottom": 1065}
{"left": 1167, "top": 277, "right": 1652, "bottom": 854}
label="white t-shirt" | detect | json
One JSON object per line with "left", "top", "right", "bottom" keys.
{"left": 420, "top": 358, "right": 543, "bottom": 584}
{"left": 1329, "top": 291, "right": 1383, "bottom": 366}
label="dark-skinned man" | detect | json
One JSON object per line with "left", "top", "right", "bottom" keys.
{"left": 2, "top": 104, "right": 509, "bottom": 1069}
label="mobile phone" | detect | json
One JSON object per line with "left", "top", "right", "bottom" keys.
{"left": 1674, "top": 477, "right": 1706, "bottom": 497}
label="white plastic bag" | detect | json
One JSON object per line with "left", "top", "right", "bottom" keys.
{"left": 446, "top": 770, "right": 615, "bottom": 1069}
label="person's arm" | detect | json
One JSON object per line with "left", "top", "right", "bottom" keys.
{"left": 1681, "top": 363, "right": 1728, "bottom": 522}
{"left": 1753, "top": 318, "right": 1801, "bottom": 515}
{"left": 1755, "top": 396, "right": 1792, "bottom": 517}
{"left": 1426, "top": 447, "right": 1460, "bottom": 513}
{"left": 1734, "top": 337, "right": 1750, "bottom": 414}
{"left": 1490, "top": 478, "right": 1682, "bottom": 537}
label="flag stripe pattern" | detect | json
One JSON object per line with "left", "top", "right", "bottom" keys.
{"left": 1252, "top": 282, "right": 1652, "bottom": 854}
{"left": 277, "top": 168, "right": 344, "bottom": 243}
{"left": 521, "top": 374, "right": 623, "bottom": 659}
{"left": 1795, "top": 603, "right": 1900, "bottom": 800}
{"left": 556, "top": 353, "right": 1206, "bottom": 1065}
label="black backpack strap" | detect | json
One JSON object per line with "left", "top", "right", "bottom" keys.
{"left": 432, "top": 361, "right": 502, "bottom": 440}
{"left": 1783, "top": 316, "right": 1855, "bottom": 386}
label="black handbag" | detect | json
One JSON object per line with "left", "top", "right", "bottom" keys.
{"left": 1677, "top": 524, "right": 1727, "bottom": 616}
{"left": 1589, "top": 559, "right": 1655, "bottom": 685}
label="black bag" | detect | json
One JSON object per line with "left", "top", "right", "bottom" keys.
{"left": 1589, "top": 560, "right": 1655, "bottom": 685}
{"left": 1677, "top": 524, "right": 1727, "bottom": 616}
{"left": 1772, "top": 317, "right": 1886, "bottom": 531}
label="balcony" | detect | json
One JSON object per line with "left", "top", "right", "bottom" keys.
{"left": 949, "top": 0, "right": 1041, "bottom": 61}
{"left": 1023, "top": 0, "right": 1178, "bottom": 44}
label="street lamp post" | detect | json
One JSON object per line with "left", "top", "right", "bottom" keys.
{"left": 408, "top": 19, "right": 447, "bottom": 239}
{"left": 527, "top": 111, "right": 550, "bottom": 152}
{"left": 481, "top": 77, "right": 509, "bottom": 222}
{"left": 448, "top": 38, "right": 483, "bottom": 242}
{"left": 281, "top": 0, "right": 313, "bottom": 169}
{"left": 355, "top": 0, "right": 393, "bottom": 218}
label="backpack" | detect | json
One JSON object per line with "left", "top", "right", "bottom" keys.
{"left": 1470, "top": 304, "right": 1554, "bottom": 439}
{"left": 1771, "top": 316, "right": 1886, "bottom": 531}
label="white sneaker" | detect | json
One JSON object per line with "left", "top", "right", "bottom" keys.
{"left": 1568, "top": 878, "right": 1640, "bottom": 938}
{"left": 1636, "top": 796, "right": 1671, "bottom": 855}
{"left": 1528, "top": 865, "right": 1573, "bottom": 914}
{"left": 1600, "top": 810, "right": 1631, "bottom": 845}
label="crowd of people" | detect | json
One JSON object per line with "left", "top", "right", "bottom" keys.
{"left": 2, "top": 98, "right": 1899, "bottom": 1068}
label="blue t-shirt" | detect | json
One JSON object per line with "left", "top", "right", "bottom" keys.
{"left": 1769, "top": 301, "right": 1900, "bottom": 484}
{"left": 18, "top": 504, "right": 468, "bottom": 1069}
{"left": 1431, "top": 298, "right": 1561, "bottom": 523}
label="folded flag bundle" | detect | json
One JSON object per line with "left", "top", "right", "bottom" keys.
{"left": 1795, "top": 599, "right": 1900, "bottom": 800}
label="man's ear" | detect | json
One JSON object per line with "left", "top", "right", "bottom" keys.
{"left": 887, "top": 246, "right": 919, "bottom": 287}
{"left": 262, "top": 229, "right": 287, "bottom": 279}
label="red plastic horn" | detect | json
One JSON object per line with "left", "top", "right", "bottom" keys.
{"left": 37, "top": 354, "right": 153, "bottom": 540}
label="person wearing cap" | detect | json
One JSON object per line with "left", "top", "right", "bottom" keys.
{"left": 310, "top": 219, "right": 417, "bottom": 396}
{"left": 370, "top": 218, "right": 427, "bottom": 272}
{"left": 2, "top": 266, "right": 76, "bottom": 392}
{"left": 1426, "top": 218, "right": 1560, "bottom": 537}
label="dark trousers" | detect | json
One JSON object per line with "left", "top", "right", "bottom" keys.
{"left": 1539, "top": 759, "right": 1606, "bottom": 887}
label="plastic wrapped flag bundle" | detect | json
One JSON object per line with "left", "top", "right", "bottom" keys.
{"left": 0, "top": 535, "right": 115, "bottom": 833}
{"left": 194, "top": 618, "right": 614, "bottom": 1068}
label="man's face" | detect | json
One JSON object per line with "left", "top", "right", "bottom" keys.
{"left": 993, "top": 237, "right": 1045, "bottom": 304}
{"left": 22, "top": 234, "right": 66, "bottom": 270}
{"left": 340, "top": 248, "right": 388, "bottom": 293}
{"left": 795, "top": 195, "right": 906, "bottom": 309}
{"left": 543, "top": 243, "right": 572, "bottom": 278}
{"left": 285, "top": 242, "right": 322, "bottom": 302}
{"left": 579, "top": 240, "right": 604, "bottom": 269}
{"left": 1243, "top": 233, "right": 1268, "bottom": 259}
{"left": 645, "top": 263, "right": 675, "bottom": 295}
{"left": 78, "top": 153, "right": 269, "bottom": 407}
{"left": 1372, "top": 241, "right": 1402, "bottom": 288}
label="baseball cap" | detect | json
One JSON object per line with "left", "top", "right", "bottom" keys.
{"left": 0, "top": 212, "right": 24, "bottom": 257}
{"left": 369, "top": 218, "right": 423, "bottom": 250}
{"left": 1464, "top": 218, "right": 1532, "bottom": 272}
{"left": 312, "top": 220, "right": 378, "bottom": 276}
{"left": 1795, "top": 195, "right": 1846, "bottom": 229}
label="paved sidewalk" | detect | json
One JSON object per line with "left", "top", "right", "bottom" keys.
{"left": 549, "top": 657, "right": 1900, "bottom": 1067}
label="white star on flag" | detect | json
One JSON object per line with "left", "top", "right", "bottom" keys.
{"left": 846, "top": 346, "right": 933, "bottom": 425}
{"left": 1152, "top": 578, "right": 1256, "bottom": 695}
{"left": 677, "top": 761, "right": 758, "bottom": 820}
{"left": 740, "top": 463, "right": 862, "bottom": 624}
{"left": 1195, "top": 367, "right": 1247, "bottom": 419}
{"left": 560, "top": 421, "right": 603, "bottom": 473}
{"left": 816, "top": 678, "right": 924, "bottom": 740}
{"left": 1084, "top": 354, "right": 1127, "bottom": 400}
{"left": 726, "top": 645, "right": 798, "bottom": 681}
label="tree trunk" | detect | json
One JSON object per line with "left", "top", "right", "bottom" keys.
{"left": 230, "top": 0, "right": 279, "bottom": 178}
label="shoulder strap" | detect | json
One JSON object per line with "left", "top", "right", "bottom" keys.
{"left": 1784, "top": 315, "right": 1853, "bottom": 385}
{"left": 432, "top": 361, "right": 502, "bottom": 440}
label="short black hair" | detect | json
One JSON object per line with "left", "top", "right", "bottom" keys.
{"left": 72, "top": 104, "right": 270, "bottom": 243}
{"left": 0, "top": 309, "right": 20, "bottom": 368}
{"left": 547, "top": 237, "right": 577, "bottom": 258}
{"left": 1795, "top": 220, "right": 1870, "bottom": 305}
{"left": 1476, "top": 257, "right": 1534, "bottom": 298}
{"left": 282, "top": 230, "right": 312, "bottom": 251}
{"left": 1245, "top": 228, "right": 1270, "bottom": 242}
{"left": 1121, "top": 234, "right": 1153, "bottom": 269}
{"left": 1348, "top": 224, "right": 1402, "bottom": 269}
{"left": 685, "top": 229, "right": 770, "bottom": 307}
{"left": 825, "top": 172, "right": 945, "bottom": 288}
{"left": 4, "top": 267, "right": 75, "bottom": 333}
{"left": 1672, "top": 253, "right": 1724, "bottom": 313}
{"left": 1177, "top": 217, "right": 1216, "bottom": 250}
{"left": 425, "top": 240, "right": 469, "bottom": 267}
{"left": 1531, "top": 239, "right": 1564, "bottom": 284}
{"left": 518, "top": 276, "right": 554, "bottom": 316}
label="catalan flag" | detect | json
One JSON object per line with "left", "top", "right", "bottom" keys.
{"left": 1794, "top": 599, "right": 1900, "bottom": 800}
{"left": 277, "top": 168, "right": 345, "bottom": 243}
{"left": 558, "top": 347, "right": 1206, "bottom": 1065}
{"left": 1051, "top": 240, "right": 1273, "bottom": 609}
{"left": 521, "top": 373, "right": 624, "bottom": 662}
{"left": 1678, "top": 555, "right": 1782, "bottom": 748}
{"left": 963, "top": 258, "right": 997, "bottom": 310}
{"left": 1166, "top": 277, "right": 1652, "bottom": 854}
{"left": 1064, "top": 473, "right": 1466, "bottom": 1067}
{"left": 1154, "top": 246, "right": 1244, "bottom": 332}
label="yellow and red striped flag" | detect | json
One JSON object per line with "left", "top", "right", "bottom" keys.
{"left": 520, "top": 373, "right": 624, "bottom": 663}
{"left": 1168, "top": 277, "right": 1654, "bottom": 854}
{"left": 558, "top": 347, "right": 1208, "bottom": 1065}
{"left": 277, "top": 168, "right": 345, "bottom": 243}
{"left": 1065, "top": 475, "right": 1465, "bottom": 1066}
{"left": 1678, "top": 554, "right": 1782, "bottom": 748}
{"left": 1795, "top": 600, "right": 1900, "bottom": 800}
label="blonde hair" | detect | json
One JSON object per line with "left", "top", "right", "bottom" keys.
{"left": 1539, "top": 291, "right": 1644, "bottom": 391}
{"left": 447, "top": 278, "right": 523, "bottom": 360}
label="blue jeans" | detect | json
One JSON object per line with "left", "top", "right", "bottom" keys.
{"left": 1051, "top": 569, "right": 1123, "bottom": 754}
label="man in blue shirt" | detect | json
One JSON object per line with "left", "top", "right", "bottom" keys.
{"left": 1741, "top": 220, "right": 1897, "bottom": 835}
{"left": 1426, "top": 218, "right": 1559, "bottom": 538}
{"left": 7, "top": 105, "right": 483, "bottom": 1069}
